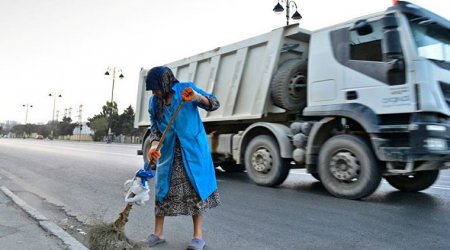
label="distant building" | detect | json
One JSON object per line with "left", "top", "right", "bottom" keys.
{"left": 1, "top": 120, "right": 18, "bottom": 137}
{"left": 0, "top": 120, "right": 18, "bottom": 138}
{"left": 67, "top": 122, "right": 93, "bottom": 141}
{"left": 72, "top": 122, "right": 93, "bottom": 135}
{"left": 4, "top": 120, "right": 18, "bottom": 130}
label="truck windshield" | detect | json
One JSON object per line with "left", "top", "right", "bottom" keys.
{"left": 408, "top": 16, "right": 450, "bottom": 63}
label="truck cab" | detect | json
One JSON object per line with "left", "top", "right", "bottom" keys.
{"left": 303, "top": 1, "right": 450, "bottom": 198}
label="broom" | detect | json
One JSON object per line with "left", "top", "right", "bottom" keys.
{"left": 88, "top": 100, "right": 185, "bottom": 250}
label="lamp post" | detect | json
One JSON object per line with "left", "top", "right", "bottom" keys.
{"left": 77, "top": 104, "right": 83, "bottom": 142}
{"left": 49, "top": 93, "right": 62, "bottom": 139}
{"left": 104, "top": 67, "right": 124, "bottom": 143}
{"left": 273, "top": 0, "right": 302, "bottom": 26}
{"left": 105, "top": 67, "right": 124, "bottom": 105}
{"left": 22, "top": 104, "right": 33, "bottom": 124}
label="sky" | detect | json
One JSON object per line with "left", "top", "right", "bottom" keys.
{"left": 1, "top": 0, "right": 448, "bottom": 125}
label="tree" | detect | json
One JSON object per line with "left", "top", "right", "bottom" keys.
{"left": 23, "top": 124, "right": 37, "bottom": 136}
{"left": 11, "top": 124, "right": 25, "bottom": 137}
{"left": 10, "top": 124, "right": 33, "bottom": 138}
{"left": 101, "top": 101, "right": 118, "bottom": 117}
{"left": 11, "top": 124, "right": 49, "bottom": 138}
{"left": 57, "top": 117, "right": 77, "bottom": 136}
{"left": 37, "top": 125, "right": 50, "bottom": 138}
{"left": 88, "top": 101, "right": 139, "bottom": 141}
{"left": 87, "top": 115, "right": 108, "bottom": 141}
{"left": 96, "top": 101, "right": 120, "bottom": 137}
{"left": 46, "top": 120, "right": 59, "bottom": 138}
{"left": 118, "top": 105, "right": 139, "bottom": 136}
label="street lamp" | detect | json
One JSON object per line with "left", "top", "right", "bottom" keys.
{"left": 22, "top": 104, "right": 33, "bottom": 124}
{"left": 49, "top": 93, "right": 62, "bottom": 122}
{"left": 105, "top": 67, "right": 124, "bottom": 104}
{"left": 49, "top": 93, "right": 62, "bottom": 139}
{"left": 104, "top": 67, "right": 124, "bottom": 143}
{"left": 273, "top": 0, "right": 302, "bottom": 26}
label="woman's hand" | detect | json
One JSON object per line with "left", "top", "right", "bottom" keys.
{"left": 147, "top": 145, "right": 161, "bottom": 163}
{"left": 182, "top": 87, "right": 202, "bottom": 102}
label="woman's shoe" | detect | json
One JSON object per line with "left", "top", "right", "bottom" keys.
{"left": 145, "top": 234, "right": 166, "bottom": 247}
{"left": 187, "top": 238, "right": 205, "bottom": 250}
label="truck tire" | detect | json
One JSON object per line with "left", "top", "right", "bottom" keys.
{"left": 384, "top": 170, "right": 439, "bottom": 192}
{"left": 271, "top": 59, "right": 307, "bottom": 111}
{"left": 143, "top": 136, "right": 151, "bottom": 164}
{"left": 244, "top": 135, "right": 290, "bottom": 186}
{"left": 318, "top": 135, "right": 381, "bottom": 199}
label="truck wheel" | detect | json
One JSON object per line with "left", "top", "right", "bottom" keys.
{"left": 143, "top": 136, "right": 151, "bottom": 164}
{"left": 271, "top": 59, "right": 307, "bottom": 111}
{"left": 318, "top": 135, "right": 381, "bottom": 199}
{"left": 385, "top": 170, "right": 439, "bottom": 192}
{"left": 245, "top": 135, "right": 290, "bottom": 186}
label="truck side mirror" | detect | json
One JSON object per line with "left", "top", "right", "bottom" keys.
{"left": 382, "top": 13, "right": 405, "bottom": 85}
{"left": 350, "top": 19, "right": 373, "bottom": 36}
{"left": 382, "top": 14, "right": 402, "bottom": 59}
{"left": 383, "top": 30, "right": 402, "bottom": 59}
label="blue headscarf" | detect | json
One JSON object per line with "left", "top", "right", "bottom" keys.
{"left": 146, "top": 66, "right": 179, "bottom": 121}
{"left": 145, "top": 66, "right": 179, "bottom": 95}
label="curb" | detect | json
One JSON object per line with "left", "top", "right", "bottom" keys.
{"left": 0, "top": 186, "right": 88, "bottom": 250}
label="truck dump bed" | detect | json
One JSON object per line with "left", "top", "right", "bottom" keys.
{"left": 135, "top": 25, "right": 310, "bottom": 127}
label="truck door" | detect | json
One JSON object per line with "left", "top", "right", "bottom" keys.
{"left": 330, "top": 14, "right": 412, "bottom": 114}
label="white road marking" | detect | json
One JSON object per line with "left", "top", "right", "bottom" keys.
{"left": 430, "top": 185, "right": 450, "bottom": 191}
{"left": 1, "top": 141, "right": 137, "bottom": 158}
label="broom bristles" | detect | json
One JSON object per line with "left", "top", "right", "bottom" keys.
{"left": 87, "top": 223, "right": 142, "bottom": 250}
{"left": 87, "top": 204, "right": 143, "bottom": 250}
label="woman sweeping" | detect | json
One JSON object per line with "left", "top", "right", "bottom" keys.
{"left": 144, "top": 66, "right": 220, "bottom": 250}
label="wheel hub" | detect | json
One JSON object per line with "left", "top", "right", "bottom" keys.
{"left": 251, "top": 149, "right": 273, "bottom": 173}
{"left": 329, "top": 152, "right": 360, "bottom": 181}
{"left": 288, "top": 73, "right": 306, "bottom": 99}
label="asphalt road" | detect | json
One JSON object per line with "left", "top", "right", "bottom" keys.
{"left": 0, "top": 138, "right": 449, "bottom": 250}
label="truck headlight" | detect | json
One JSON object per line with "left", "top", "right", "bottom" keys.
{"left": 425, "top": 138, "right": 448, "bottom": 151}
{"left": 426, "top": 125, "right": 446, "bottom": 132}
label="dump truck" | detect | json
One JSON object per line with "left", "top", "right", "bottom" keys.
{"left": 135, "top": 1, "right": 450, "bottom": 199}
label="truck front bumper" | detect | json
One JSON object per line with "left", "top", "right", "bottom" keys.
{"left": 374, "top": 122, "right": 450, "bottom": 169}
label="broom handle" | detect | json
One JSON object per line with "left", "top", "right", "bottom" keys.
{"left": 118, "top": 101, "right": 185, "bottom": 217}
{"left": 156, "top": 100, "right": 185, "bottom": 151}
{"left": 146, "top": 100, "right": 185, "bottom": 170}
